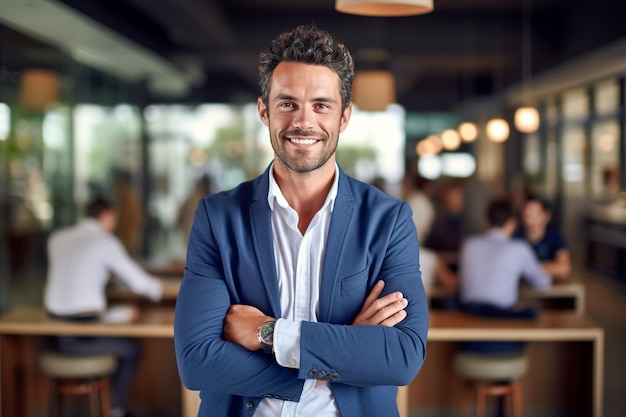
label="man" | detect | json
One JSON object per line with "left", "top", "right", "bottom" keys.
{"left": 459, "top": 199, "right": 552, "bottom": 321}
{"left": 174, "top": 25, "right": 428, "bottom": 417}
{"left": 514, "top": 195, "right": 571, "bottom": 282}
{"left": 45, "top": 197, "right": 163, "bottom": 417}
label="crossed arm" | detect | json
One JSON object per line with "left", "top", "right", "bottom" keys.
{"left": 223, "top": 280, "right": 407, "bottom": 351}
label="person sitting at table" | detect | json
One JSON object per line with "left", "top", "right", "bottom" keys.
{"left": 44, "top": 196, "right": 164, "bottom": 417}
{"left": 458, "top": 198, "right": 552, "bottom": 352}
{"left": 514, "top": 194, "right": 571, "bottom": 282}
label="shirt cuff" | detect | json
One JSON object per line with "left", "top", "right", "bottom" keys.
{"left": 274, "top": 318, "right": 301, "bottom": 369}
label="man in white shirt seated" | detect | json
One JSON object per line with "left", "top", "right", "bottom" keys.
{"left": 44, "top": 197, "right": 163, "bottom": 417}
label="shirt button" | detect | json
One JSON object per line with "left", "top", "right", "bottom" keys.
{"left": 289, "top": 358, "right": 297, "bottom": 367}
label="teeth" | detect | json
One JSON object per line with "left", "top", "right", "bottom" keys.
{"left": 290, "top": 138, "right": 317, "bottom": 145}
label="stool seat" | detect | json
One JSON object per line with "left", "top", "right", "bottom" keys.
{"left": 39, "top": 352, "right": 118, "bottom": 379}
{"left": 453, "top": 350, "right": 528, "bottom": 417}
{"left": 38, "top": 351, "right": 117, "bottom": 417}
{"left": 454, "top": 351, "right": 528, "bottom": 381}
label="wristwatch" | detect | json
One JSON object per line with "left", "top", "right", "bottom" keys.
{"left": 257, "top": 320, "right": 276, "bottom": 354}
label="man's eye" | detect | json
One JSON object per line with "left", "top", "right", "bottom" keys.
{"left": 279, "top": 102, "right": 295, "bottom": 108}
{"left": 316, "top": 103, "right": 330, "bottom": 109}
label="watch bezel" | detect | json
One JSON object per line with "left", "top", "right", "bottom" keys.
{"left": 258, "top": 320, "right": 276, "bottom": 354}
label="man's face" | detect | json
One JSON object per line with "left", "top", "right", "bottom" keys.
{"left": 257, "top": 61, "right": 351, "bottom": 175}
{"left": 522, "top": 200, "right": 549, "bottom": 230}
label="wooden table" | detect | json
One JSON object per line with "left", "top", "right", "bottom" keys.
{"left": 429, "top": 281, "right": 587, "bottom": 315}
{"left": 0, "top": 308, "right": 603, "bottom": 417}
{"left": 0, "top": 308, "right": 187, "bottom": 417}
{"left": 107, "top": 277, "right": 181, "bottom": 302}
{"left": 412, "top": 311, "right": 604, "bottom": 417}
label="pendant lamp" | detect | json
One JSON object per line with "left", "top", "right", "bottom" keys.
{"left": 336, "top": 0, "right": 433, "bottom": 16}
{"left": 352, "top": 70, "right": 396, "bottom": 112}
{"left": 514, "top": 106, "right": 540, "bottom": 133}
{"left": 486, "top": 118, "right": 509, "bottom": 143}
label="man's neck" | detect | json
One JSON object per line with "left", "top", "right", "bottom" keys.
{"left": 525, "top": 226, "right": 545, "bottom": 243}
{"left": 272, "top": 162, "right": 335, "bottom": 233}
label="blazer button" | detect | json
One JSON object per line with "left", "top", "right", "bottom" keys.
{"left": 245, "top": 401, "right": 254, "bottom": 410}
{"left": 330, "top": 372, "right": 339, "bottom": 381}
{"left": 308, "top": 369, "right": 319, "bottom": 378}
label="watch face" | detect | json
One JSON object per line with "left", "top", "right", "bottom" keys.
{"left": 260, "top": 321, "right": 275, "bottom": 343}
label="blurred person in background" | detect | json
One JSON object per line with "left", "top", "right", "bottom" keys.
{"left": 425, "top": 181, "right": 465, "bottom": 253}
{"left": 404, "top": 175, "right": 458, "bottom": 295}
{"left": 44, "top": 196, "right": 163, "bottom": 417}
{"left": 177, "top": 175, "right": 213, "bottom": 247}
{"left": 514, "top": 194, "right": 571, "bottom": 282}
{"left": 113, "top": 169, "right": 144, "bottom": 257}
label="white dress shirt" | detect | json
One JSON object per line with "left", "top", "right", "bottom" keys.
{"left": 253, "top": 164, "right": 340, "bottom": 417}
{"left": 45, "top": 218, "right": 162, "bottom": 316}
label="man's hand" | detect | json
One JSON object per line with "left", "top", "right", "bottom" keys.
{"left": 223, "top": 304, "right": 274, "bottom": 351}
{"left": 352, "top": 280, "right": 407, "bottom": 326}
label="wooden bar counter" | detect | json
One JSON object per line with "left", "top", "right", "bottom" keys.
{"left": 1, "top": 308, "right": 603, "bottom": 417}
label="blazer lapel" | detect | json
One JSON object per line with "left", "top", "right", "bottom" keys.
{"left": 249, "top": 170, "right": 282, "bottom": 317}
{"left": 318, "top": 172, "right": 355, "bottom": 322}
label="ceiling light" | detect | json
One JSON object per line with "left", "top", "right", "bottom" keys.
{"left": 441, "top": 129, "right": 461, "bottom": 150}
{"left": 19, "top": 69, "right": 59, "bottom": 112}
{"left": 514, "top": 106, "right": 540, "bottom": 133}
{"left": 458, "top": 122, "right": 478, "bottom": 143}
{"left": 336, "top": 0, "right": 433, "bottom": 17}
{"left": 352, "top": 71, "right": 396, "bottom": 112}
{"left": 486, "top": 118, "right": 509, "bottom": 143}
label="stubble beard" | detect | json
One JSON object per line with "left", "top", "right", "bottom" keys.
{"left": 271, "top": 130, "right": 338, "bottom": 174}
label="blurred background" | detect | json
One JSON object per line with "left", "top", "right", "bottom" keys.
{"left": 1, "top": 0, "right": 625, "bottom": 318}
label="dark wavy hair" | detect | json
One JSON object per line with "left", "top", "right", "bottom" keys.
{"left": 86, "top": 197, "right": 113, "bottom": 219}
{"left": 487, "top": 199, "right": 515, "bottom": 228}
{"left": 258, "top": 24, "right": 354, "bottom": 112}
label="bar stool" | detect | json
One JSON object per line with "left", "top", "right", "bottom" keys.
{"left": 453, "top": 350, "right": 528, "bottom": 417}
{"left": 38, "top": 351, "right": 118, "bottom": 417}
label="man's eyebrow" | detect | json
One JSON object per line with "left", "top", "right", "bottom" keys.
{"left": 272, "top": 94, "right": 338, "bottom": 104}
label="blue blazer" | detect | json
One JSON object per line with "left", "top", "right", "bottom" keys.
{"left": 174, "top": 166, "right": 428, "bottom": 417}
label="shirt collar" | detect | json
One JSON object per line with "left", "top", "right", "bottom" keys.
{"left": 267, "top": 162, "right": 339, "bottom": 212}
{"left": 486, "top": 229, "right": 510, "bottom": 240}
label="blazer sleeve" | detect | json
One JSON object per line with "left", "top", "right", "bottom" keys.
{"left": 298, "top": 201, "right": 428, "bottom": 387}
{"left": 174, "top": 197, "right": 306, "bottom": 401}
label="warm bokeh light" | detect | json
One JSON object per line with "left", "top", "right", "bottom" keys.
{"left": 514, "top": 106, "right": 540, "bottom": 133}
{"left": 486, "top": 118, "right": 510, "bottom": 143}
{"left": 416, "top": 134, "right": 443, "bottom": 156}
{"left": 441, "top": 129, "right": 461, "bottom": 150}
{"left": 458, "top": 122, "right": 478, "bottom": 142}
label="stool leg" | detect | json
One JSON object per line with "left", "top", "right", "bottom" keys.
{"left": 98, "top": 377, "right": 111, "bottom": 417}
{"left": 476, "top": 383, "right": 487, "bottom": 417}
{"left": 503, "top": 388, "right": 513, "bottom": 417}
{"left": 88, "top": 380, "right": 100, "bottom": 417}
{"left": 512, "top": 380, "right": 524, "bottom": 417}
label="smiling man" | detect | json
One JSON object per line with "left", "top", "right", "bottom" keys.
{"left": 174, "top": 24, "right": 428, "bottom": 417}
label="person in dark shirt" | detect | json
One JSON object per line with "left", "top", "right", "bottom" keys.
{"left": 514, "top": 195, "right": 571, "bottom": 282}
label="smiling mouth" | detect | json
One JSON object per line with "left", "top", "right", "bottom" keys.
{"left": 289, "top": 138, "right": 318, "bottom": 145}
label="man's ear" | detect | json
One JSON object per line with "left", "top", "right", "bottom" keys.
{"left": 258, "top": 96, "right": 269, "bottom": 127}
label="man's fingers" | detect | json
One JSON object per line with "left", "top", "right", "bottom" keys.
{"left": 379, "top": 307, "right": 408, "bottom": 327}
{"left": 361, "top": 280, "right": 385, "bottom": 312}
{"left": 369, "top": 297, "right": 408, "bottom": 326}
